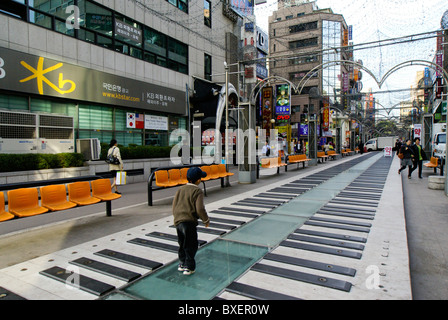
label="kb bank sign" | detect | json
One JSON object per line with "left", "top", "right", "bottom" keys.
{"left": 0, "top": 47, "right": 186, "bottom": 115}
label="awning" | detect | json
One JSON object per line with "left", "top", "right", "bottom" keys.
{"left": 432, "top": 99, "right": 442, "bottom": 114}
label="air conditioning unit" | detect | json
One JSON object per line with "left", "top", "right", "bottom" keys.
{"left": 39, "top": 139, "right": 75, "bottom": 154}
{"left": 0, "top": 139, "right": 38, "bottom": 154}
{"left": 77, "top": 139, "right": 101, "bottom": 161}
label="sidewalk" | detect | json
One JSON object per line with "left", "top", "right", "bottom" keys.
{"left": 0, "top": 152, "right": 442, "bottom": 300}
{"left": 402, "top": 166, "right": 448, "bottom": 299}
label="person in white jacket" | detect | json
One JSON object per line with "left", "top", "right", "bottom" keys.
{"left": 108, "top": 139, "right": 124, "bottom": 194}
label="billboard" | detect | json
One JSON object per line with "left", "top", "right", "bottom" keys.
{"left": 261, "top": 87, "right": 273, "bottom": 132}
{"left": 231, "top": 0, "right": 254, "bottom": 17}
{"left": 0, "top": 47, "right": 186, "bottom": 114}
{"left": 275, "top": 84, "right": 291, "bottom": 123}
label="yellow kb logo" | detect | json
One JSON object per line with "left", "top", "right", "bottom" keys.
{"left": 20, "top": 57, "right": 76, "bottom": 95}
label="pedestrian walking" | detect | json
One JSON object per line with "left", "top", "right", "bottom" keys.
{"left": 398, "top": 139, "right": 415, "bottom": 179}
{"left": 410, "top": 137, "right": 427, "bottom": 179}
{"left": 358, "top": 140, "right": 364, "bottom": 155}
{"left": 107, "top": 139, "right": 124, "bottom": 194}
{"left": 172, "top": 167, "right": 210, "bottom": 276}
{"left": 394, "top": 139, "right": 402, "bottom": 156}
{"left": 262, "top": 141, "right": 271, "bottom": 156}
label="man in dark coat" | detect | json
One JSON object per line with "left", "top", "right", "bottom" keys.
{"left": 410, "top": 137, "right": 428, "bottom": 179}
{"left": 398, "top": 139, "right": 416, "bottom": 179}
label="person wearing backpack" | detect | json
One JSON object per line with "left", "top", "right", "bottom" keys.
{"left": 107, "top": 139, "right": 123, "bottom": 194}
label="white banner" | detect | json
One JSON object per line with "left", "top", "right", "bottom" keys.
{"left": 145, "top": 115, "right": 168, "bottom": 131}
{"left": 414, "top": 124, "right": 422, "bottom": 139}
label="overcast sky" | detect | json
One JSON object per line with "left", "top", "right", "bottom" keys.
{"left": 255, "top": 0, "right": 448, "bottom": 115}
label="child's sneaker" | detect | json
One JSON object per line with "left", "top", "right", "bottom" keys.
{"left": 178, "top": 264, "right": 186, "bottom": 272}
{"left": 183, "top": 269, "right": 195, "bottom": 275}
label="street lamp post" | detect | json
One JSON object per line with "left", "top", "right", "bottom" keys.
{"left": 224, "top": 62, "right": 231, "bottom": 187}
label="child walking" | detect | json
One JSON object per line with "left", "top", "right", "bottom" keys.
{"left": 172, "top": 167, "right": 210, "bottom": 275}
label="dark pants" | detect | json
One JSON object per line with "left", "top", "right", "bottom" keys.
{"left": 411, "top": 160, "right": 423, "bottom": 178}
{"left": 176, "top": 222, "right": 198, "bottom": 271}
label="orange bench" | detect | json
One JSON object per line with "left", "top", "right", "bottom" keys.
{"left": 0, "top": 192, "right": 14, "bottom": 222}
{"left": 342, "top": 148, "right": 354, "bottom": 156}
{"left": 256, "top": 157, "right": 288, "bottom": 178}
{"left": 148, "top": 164, "right": 234, "bottom": 206}
{"left": 7, "top": 188, "right": 49, "bottom": 218}
{"left": 424, "top": 157, "right": 439, "bottom": 174}
{"left": 1, "top": 178, "right": 121, "bottom": 222}
{"left": 317, "top": 151, "right": 329, "bottom": 163}
{"left": 288, "top": 154, "right": 312, "bottom": 169}
{"left": 41, "top": 185, "right": 77, "bottom": 212}
{"left": 327, "top": 150, "right": 340, "bottom": 160}
{"left": 68, "top": 182, "right": 102, "bottom": 206}
{"left": 260, "top": 157, "right": 287, "bottom": 169}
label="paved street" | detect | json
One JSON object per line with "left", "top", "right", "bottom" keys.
{"left": 402, "top": 170, "right": 448, "bottom": 300}
{"left": 0, "top": 152, "right": 447, "bottom": 300}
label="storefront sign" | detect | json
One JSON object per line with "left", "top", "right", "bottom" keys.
{"left": 261, "top": 87, "right": 273, "bottom": 133}
{"left": 0, "top": 47, "right": 185, "bottom": 114}
{"left": 127, "top": 113, "right": 145, "bottom": 129}
{"left": 384, "top": 146, "right": 393, "bottom": 157}
{"left": 275, "top": 84, "right": 291, "bottom": 116}
{"left": 322, "top": 106, "right": 330, "bottom": 131}
{"left": 115, "top": 19, "right": 142, "bottom": 43}
{"left": 145, "top": 115, "right": 169, "bottom": 131}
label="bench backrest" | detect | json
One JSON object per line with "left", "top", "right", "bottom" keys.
{"left": 180, "top": 168, "right": 189, "bottom": 184}
{"left": 91, "top": 179, "right": 113, "bottom": 197}
{"left": 327, "top": 150, "right": 336, "bottom": 155}
{"left": 155, "top": 170, "right": 169, "bottom": 186}
{"left": 261, "top": 158, "right": 271, "bottom": 167}
{"left": 0, "top": 192, "right": 7, "bottom": 214}
{"left": 41, "top": 185, "right": 69, "bottom": 207}
{"left": 317, "top": 151, "right": 326, "bottom": 157}
{"left": 218, "top": 164, "right": 228, "bottom": 175}
{"left": 7, "top": 188, "right": 40, "bottom": 213}
{"left": 261, "top": 157, "right": 282, "bottom": 167}
{"left": 168, "top": 169, "right": 181, "bottom": 184}
{"left": 431, "top": 157, "right": 438, "bottom": 166}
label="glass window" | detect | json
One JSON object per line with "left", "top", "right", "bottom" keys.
{"left": 204, "top": 0, "right": 211, "bottom": 28}
{"left": 289, "top": 21, "right": 318, "bottom": 34}
{"left": 78, "top": 0, "right": 113, "bottom": 37}
{"left": 55, "top": 18, "right": 75, "bottom": 36}
{"left": 115, "top": 14, "right": 142, "bottom": 48}
{"left": 114, "top": 131, "right": 143, "bottom": 146}
{"left": 78, "top": 129, "right": 113, "bottom": 144}
{"left": 289, "top": 37, "right": 318, "bottom": 49}
{"left": 115, "top": 41, "right": 129, "bottom": 55}
{"left": 168, "top": 38, "right": 188, "bottom": 66}
{"left": 2, "top": 0, "right": 27, "bottom": 19}
{"left": 145, "top": 131, "right": 168, "bottom": 147}
{"left": 78, "top": 104, "right": 113, "bottom": 131}
{"left": 97, "top": 34, "right": 113, "bottom": 49}
{"left": 131, "top": 47, "right": 143, "bottom": 60}
{"left": 144, "top": 27, "right": 167, "bottom": 57}
{"left": 167, "top": 0, "right": 188, "bottom": 13}
{"left": 28, "top": 0, "right": 75, "bottom": 20}
{"left": 0, "top": 94, "right": 28, "bottom": 111}
{"left": 29, "top": 9, "right": 52, "bottom": 29}
{"left": 204, "top": 53, "right": 212, "bottom": 81}
{"left": 79, "top": 28, "right": 96, "bottom": 43}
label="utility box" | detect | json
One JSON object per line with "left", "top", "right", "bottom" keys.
{"left": 0, "top": 110, "right": 74, "bottom": 154}
{"left": 76, "top": 138, "right": 101, "bottom": 160}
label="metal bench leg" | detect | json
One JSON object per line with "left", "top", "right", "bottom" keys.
{"left": 148, "top": 185, "right": 153, "bottom": 206}
{"left": 106, "top": 201, "right": 112, "bottom": 217}
{"left": 203, "top": 181, "right": 207, "bottom": 196}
